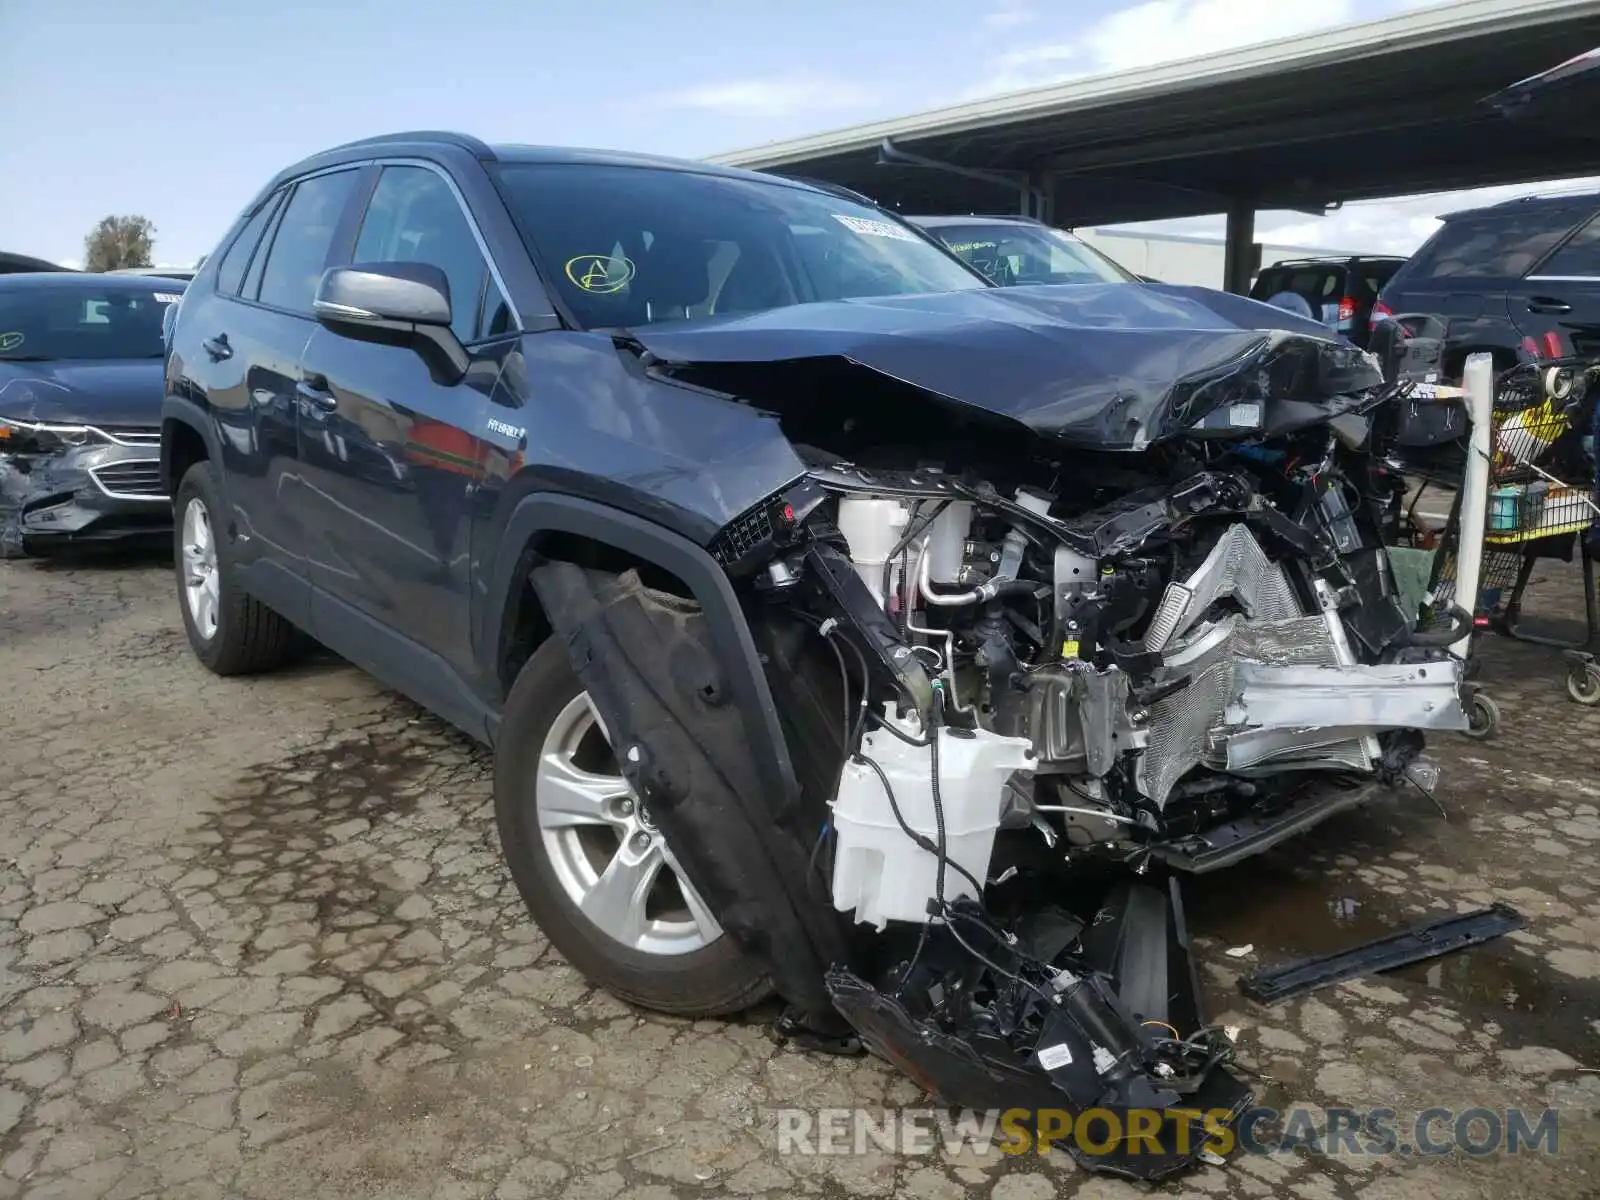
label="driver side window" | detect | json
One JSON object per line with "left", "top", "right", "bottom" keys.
{"left": 352, "top": 166, "right": 495, "bottom": 345}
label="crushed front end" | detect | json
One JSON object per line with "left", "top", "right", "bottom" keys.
{"left": 696, "top": 329, "right": 1467, "bottom": 1175}
{"left": 545, "top": 306, "right": 1474, "bottom": 1179}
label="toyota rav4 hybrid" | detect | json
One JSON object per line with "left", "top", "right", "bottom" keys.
{"left": 162, "top": 133, "right": 1472, "bottom": 1174}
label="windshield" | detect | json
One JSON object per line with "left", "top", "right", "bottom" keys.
{"left": 932, "top": 223, "right": 1135, "bottom": 286}
{"left": 0, "top": 286, "right": 182, "bottom": 361}
{"left": 494, "top": 164, "right": 987, "bottom": 329}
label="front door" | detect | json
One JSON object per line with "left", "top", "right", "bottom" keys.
{"left": 294, "top": 163, "right": 513, "bottom": 676}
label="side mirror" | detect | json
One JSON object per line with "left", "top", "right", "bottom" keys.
{"left": 313, "top": 263, "right": 467, "bottom": 384}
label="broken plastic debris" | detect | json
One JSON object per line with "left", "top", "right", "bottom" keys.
{"left": 1223, "top": 1025, "right": 1241, "bottom": 1042}
{"left": 1225, "top": 944, "right": 1255, "bottom": 958}
{"left": 1199, "top": 1149, "right": 1227, "bottom": 1167}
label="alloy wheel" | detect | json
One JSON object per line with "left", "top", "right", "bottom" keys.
{"left": 181, "top": 497, "right": 220, "bottom": 641}
{"left": 535, "top": 692, "right": 722, "bottom": 955}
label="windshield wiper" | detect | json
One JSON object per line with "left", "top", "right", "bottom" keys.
{"left": 1, "top": 355, "right": 54, "bottom": 363}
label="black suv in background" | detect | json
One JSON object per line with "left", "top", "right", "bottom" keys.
{"left": 1249, "top": 255, "right": 1407, "bottom": 348}
{"left": 1372, "top": 190, "right": 1600, "bottom": 372}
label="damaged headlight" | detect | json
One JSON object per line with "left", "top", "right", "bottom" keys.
{"left": 0, "top": 417, "right": 106, "bottom": 456}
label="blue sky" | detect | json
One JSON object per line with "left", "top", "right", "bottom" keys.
{"left": 0, "top": 0, "right": 1583, "bottom": 267}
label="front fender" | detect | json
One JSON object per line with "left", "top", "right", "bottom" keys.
{"left": 159, "top": 394, "right": 228, "bottom": 502}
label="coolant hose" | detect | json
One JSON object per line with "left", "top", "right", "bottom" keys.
{"left": 917, "top": 544, "right": 1042, "bottom": 607}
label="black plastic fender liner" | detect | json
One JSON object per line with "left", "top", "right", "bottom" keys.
{"left": 527, "top": 560, "right": 849, "bottom": 1017}
{"left": 484, "top": 492, "right": 800, "bottom": 807}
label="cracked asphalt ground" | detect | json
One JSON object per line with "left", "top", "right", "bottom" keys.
{"left": 2, "top": 553, "right": 1599, "bottom": 1200}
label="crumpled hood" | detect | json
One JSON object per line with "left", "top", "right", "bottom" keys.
{"left": 626, "top": 283, "right": 1383, "bottom": 449}
{"left": 0, "top": 359, "right": 165, "bottom": 429}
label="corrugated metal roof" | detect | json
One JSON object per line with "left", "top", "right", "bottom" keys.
{"left": 711, "top": 0, "right": 1600, "bottom": 226}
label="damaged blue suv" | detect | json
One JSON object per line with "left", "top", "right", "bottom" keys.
{"left": 163, "top": 132, "right": 1471, "bottom": 1177}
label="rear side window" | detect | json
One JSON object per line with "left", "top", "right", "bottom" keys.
{"left": 1361, "top": 263, "right": 1401, "bottom": 295}
{"left": 1255, "top": 267, "right": 1339, "bottom": 299}
{"left": 1405, "top": 209, "right": 1585, "bottom": 280}
{"left": 1535, "top": 215, "right": 1600, "bottom": 277}
{"left": 214, "top": 191, "right": 284, "bottom": 297}
{"left": 256, "top": 170, "right": 361, "bottom": 314}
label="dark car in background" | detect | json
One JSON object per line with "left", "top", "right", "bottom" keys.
{"left": 1372, "top": 190, "right": 1600, "bottom": 373}
{"left": 906, "top": 213, "right": 1139, "bottom": 286}
{"left": 0, "top": 273, "right": 186, "bottom": 557}
{"left": 1249, "top": 255, "right": 1407, "bottom": 348}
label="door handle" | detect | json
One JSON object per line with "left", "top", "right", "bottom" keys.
{"left": 295, "top": 375, "right": 337, "bottom": 412}
{"left": 1528, "top": 297, "right": 1573, "bottom": 315}
{"left": 202, "top": 334, "right": 232, "bottom": 362}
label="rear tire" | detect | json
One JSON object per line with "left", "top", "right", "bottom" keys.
{"left": 494, "top": 637, "right": 772, "bottom": 1017}
{"left": 174, "top": 461, "right": 302, "bottom": 676}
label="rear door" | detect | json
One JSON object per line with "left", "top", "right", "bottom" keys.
{"left": 294, "top": 161, "right": 516, "bottom": 678}
{"left": 171, "top": 168, "right": 364, "bottom": 624}
{"left": 1517, "top": 208, "right": 1600, "bottom": 358}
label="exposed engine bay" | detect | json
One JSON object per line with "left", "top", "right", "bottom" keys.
{"left": 779, "top": 440, "right": 1466, "bottom": 908}
{"left": 530, "top": 307, "right": 1478, "bottom": 1179}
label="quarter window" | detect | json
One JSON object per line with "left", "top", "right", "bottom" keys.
{"left": 1408, "top": 209, "right": 1584, "bottom": 280}
{"left": 1536, "top": 215, "right": 1600, "bottom": 278}
{"left": 255, "top": 169, "right": 361, "bottom": 314}
{"left": 353, "top": 166, "right": 493, "bottom": 344}
{"left": 214, "top": 191, "right": 284, "bottom": 297}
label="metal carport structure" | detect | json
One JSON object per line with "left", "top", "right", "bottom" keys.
{"left": 711, "top": 0, "right": 1600, "bottom": 292}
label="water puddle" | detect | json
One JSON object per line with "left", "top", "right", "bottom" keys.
{"left": 1184, "top": 854, "right": 1600, "bottom": 1061}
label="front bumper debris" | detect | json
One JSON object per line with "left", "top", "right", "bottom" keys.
{"left": 1240, "top": 902, "right": 1527, "bottom": 1005}
{"left": 826, "top": 881, "right": 1253, "bottom": 1182}
{"left": 0, "top": 442, "right": 169, "bottom": 555}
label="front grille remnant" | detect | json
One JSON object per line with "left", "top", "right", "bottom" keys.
{"left": 100, "top": 426, "right": 162, "bottom": 445}
{"left": 89, "top": 460, "right": 165, "bottom": 499}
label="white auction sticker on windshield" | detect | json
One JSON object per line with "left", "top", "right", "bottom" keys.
{"left": 153, "top": 293, "right": 182, "bottom": 304}
{"left": 832, "top": 213, "right": 919, "bottom": 242}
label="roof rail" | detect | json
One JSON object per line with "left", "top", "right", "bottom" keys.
{"left": 1494, "top": 184, "right": 1600, "bottom": 206}
{"left": 1265, "top": 254, "right": 1405, "bottom": 266}
{"left": 323, "top": 130, "right": 497, "bottom": 161}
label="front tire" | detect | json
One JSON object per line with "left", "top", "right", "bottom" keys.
{"left": 174, "top": 461, "right": 302, "bottom": 676}
{"left": 494, "top": 638, "right": 772, "bottom": 1016}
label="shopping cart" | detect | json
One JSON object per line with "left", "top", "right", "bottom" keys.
{"left": 1414, "top": 355, "right": 1600, "bottom": 724}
